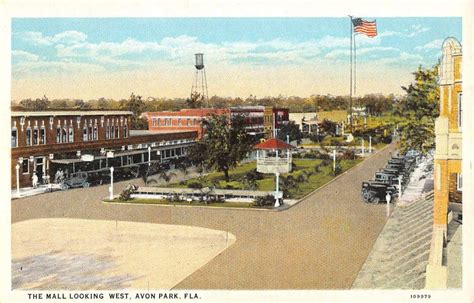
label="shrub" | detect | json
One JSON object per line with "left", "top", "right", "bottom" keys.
{"left": 187, "top": 181, "right": 203, "bottom": 189}
{"left": 253, "top": 194, "right": 275, "bottom": 207}
{"left": 119, "top": 184, "right": 138, "bottom": 201}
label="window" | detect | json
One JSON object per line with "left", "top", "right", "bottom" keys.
{"left": 457, "top": 174, "right": 462, "bottom": 191}
{"left": 193, "top": 118, "right": 197, "bottom": 126}
{"left": 83, "top": 127, "right": 88, "bottom": 141}
{"left": 11, "top": 128, "right": 17, "bottom": 147}
{"left": 22, "top": 159, "right": 29, "bottom": 174}
{"left": 62, "top": 128, "right": 67, "bottom": 143}
{"left": 458, "top": 92, "right": 462, "bottom": 129}
{"left": 40, "top": 127, "right": 45, "bottom": 144}
{"left": 157, "top": 118, "right": 160, "bottom": 126}
{"left": 152, "top": 118, "right": 157, "bottom": 127}
{"left": 88, "top": 126, "right": 93, "bottom": 141}
{"left": 26, "top": 128, "right": 32, "bottom": 146}
{"left": 111, "top": 126, "right": 115, "bottom": 139}
{"left": 56, "top": 127, "right": 61, "bottom": 143}
{"left": 33, "top": 128, "right": 38, "bottom": 145}
{"left": 178, "top": 118, "right": 181, "bottom": 126}
{"left": 123, "top": 125, "right": 128, "bottom": 138}
{"left": 115, "top": 126, "right": 119, "bottom": 138}
{"left": 93, "top": 126, "right": 98, "bottom": 140}
{"left": 187, "top": 118, "right": 190, "bottom": 126}
{"left": 68, "top": 127, "right": 74, "bottom": 143}
{"left": 106, "top": 126, "right": 110, "bottom": 139}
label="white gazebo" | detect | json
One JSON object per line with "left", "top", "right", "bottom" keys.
{"left": 254, "top": 138, "right": 294, "bottom": 207}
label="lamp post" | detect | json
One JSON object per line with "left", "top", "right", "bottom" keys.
{"left": 369, "top": 136, "right": 372, "bottom": 153}
{"left": 333, "top": 149, "right": 336, "bottom": 172}
{"left": 148, "top": 146, "right": 151, "bottom": 167}
{"left": 109, "top": 166, "right": 114, "bottom": 200}
{"left": 286, "top": 134, "right": 290, "bottom": 144}
{"left": 362, "top": 138, "right": 365, "bottom": 157}
{"left": 15, "top": 164, "right": 20, "bottom": 196}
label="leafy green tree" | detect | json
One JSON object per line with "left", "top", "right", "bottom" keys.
{"left": 186, "top": 91, "right": 204, "bottom": 108}
{"left": 396, "top": 65, "right": 439, "bottom": 154}
{"left": 188, "top": 114, "right": 252, "bottom": 182}
{"left": 20, "top": 95, "right": 50, "bottom": 110}
{"left": 124, "top": 93, "right": 148, "bottom": 130}
{"left": 277, "top": 121, "right": 302, "bottom": 144}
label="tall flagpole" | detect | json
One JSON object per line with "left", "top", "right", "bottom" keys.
{"left": 349, "top": 15, "right": 353, "bottom": 133}
{"left": 354, "top": 33, "right": 357, "bottom": 98}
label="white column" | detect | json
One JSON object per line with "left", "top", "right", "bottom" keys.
{"left": 369, "top": 136, "right": 372, "bottom": 153}
{"left": 148, "top": 146, "right": 151, "bottom": 166}
{"left": 333, "top": 149, "right": 336, "bottom": 172}
{"left": 109, "top": 166, "right": 114, "bottom": 200}
{"left": 361, "top": 138, "right": 365, "bottom": 157}
{"left": 386, "top": 193, "right": 391, "bottom": 217}
{"left": 15, "top": 164, "right": 20, "bottom": 196}
{"left": 398, "top": 175, "right": 403, "bottom": 199}
{"left": 274, "top": 172, "right": 280, "bottom": 207}
{"left": 286, "top": 134, "right": 289, "bottom": 144}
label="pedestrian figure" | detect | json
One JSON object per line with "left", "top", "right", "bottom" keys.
{"left": 54, "top": 169, "right": 60, "bottom": 183}
{"left": 32, "top": 172, "right": 38, "bottom": 189}
{"left": 385, "top": 192, "right": 391, "bottom": 217}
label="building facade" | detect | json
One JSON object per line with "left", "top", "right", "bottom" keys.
{"left": 426, "top": 37, "right": 462, "bottom": 289}
{"left": 147, "top": 107, "right": 289, "bottom": 140}
{"left": 11, "top": 111, "right": 197, "bottom": 188}
{"left": 433, "top": 37, "right": 463, "bottom": 234}
{"left": 146, "top": 108, "right": 229, "bottom": 139}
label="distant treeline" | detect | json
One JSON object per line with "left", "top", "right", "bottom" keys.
{"left": 12, "top": 93, "right": 399, "bottom": 116}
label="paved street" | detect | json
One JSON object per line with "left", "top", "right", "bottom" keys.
{"left": 12, "top": 143, "right": 397, "bottom": 289}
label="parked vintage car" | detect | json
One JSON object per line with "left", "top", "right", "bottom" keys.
{"left": 63, "top": 171, "right": 90, "bottom": 189}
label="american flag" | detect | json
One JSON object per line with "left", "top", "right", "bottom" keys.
{"left": 352, "top": 18, "right": 377, "bottom": 37}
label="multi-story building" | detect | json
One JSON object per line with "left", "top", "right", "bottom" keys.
{"left": 147, "top": 106, "right": 289, "bottom": 140}
{"left": 264, "top": 107, "right": 290, "bottom": 139}
{"left": 11, "top": 110, "right": 197, "bottom": 188}
{"left": 146, "top": 108, "right": 229, "bottom": 139}
{"left": 426, "top": 37, "right": 463, "bottom": 288}
{"left": 230, "top": 106, "right": 265, "bottom": 138}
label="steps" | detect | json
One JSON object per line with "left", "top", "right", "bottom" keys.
{"left": 352, "top": 192, "right": 434, "bottom": 289}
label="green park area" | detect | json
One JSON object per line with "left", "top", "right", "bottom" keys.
{"left": 160, "top": 158, "right": 361, "bottom": 200}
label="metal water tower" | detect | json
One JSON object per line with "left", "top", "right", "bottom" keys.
{"left": 191, "top": 53, "right": 209, "bottom": 106}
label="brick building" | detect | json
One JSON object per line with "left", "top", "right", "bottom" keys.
{"left": 264, "top": 107, "right": 290, "bottom": 139}
{"left": 433, "top": 37, "right": 463, "bottom": 234}
{"left": 146, "top": 108, "right": 229, "bottom": 139}
{"left": 426, "top": 37, "right": 463, "bottom": 288}
{"left": 147, "top": 106, "right": 288, "bottom": 140}
{"left": 11, "top": 110, "right": 197, "bottom": 188}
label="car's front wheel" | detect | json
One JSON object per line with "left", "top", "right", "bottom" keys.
{"left": 83, "top": 182, "right": 90, "bottom": 188}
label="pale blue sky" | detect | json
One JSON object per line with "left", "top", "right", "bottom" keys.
{"left": 11, "top": 18, "right": 462, "bottom": 100}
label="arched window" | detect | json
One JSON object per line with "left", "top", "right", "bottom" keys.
{"left": 56, "top": 127, "right": 61, "bottom": 143}
{"left": 62, "top": 127, "right": 67, "bottom": 143}
{"left": 123, "top": 125, "right": 128, "bottom": 138}
{"left": 68, "top": 127, "right": 74, "bottom": 143}
{"left": 83, "top": 126, "right": 88, "bottom": 141}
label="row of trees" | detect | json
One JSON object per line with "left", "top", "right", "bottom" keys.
{"left": 14, "top": 93, "right": 398, "bottom": 115}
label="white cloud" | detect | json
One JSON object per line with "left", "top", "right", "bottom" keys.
{"left": 17, "top": 31, "right": 87, "bottom": 46}
{"left": 414, "top": 39, "right": 444, "bottom": 52}
{"left": 12, "top": 50, "right": 39, "bottom": 62}
{"left": 378, "top": 24, "right": 429, "bottom": 38}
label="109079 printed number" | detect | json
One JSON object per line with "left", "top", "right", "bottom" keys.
{"left": 410, "top": 294, "right": 431, "bottom": 299}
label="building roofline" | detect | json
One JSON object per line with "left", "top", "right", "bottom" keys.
{"left": 11, "top": 110, "right": 133, "bottom": 117}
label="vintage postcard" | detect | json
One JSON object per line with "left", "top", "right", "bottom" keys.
{"left": 1, "top": 0, "right": 473, "bottom": 302}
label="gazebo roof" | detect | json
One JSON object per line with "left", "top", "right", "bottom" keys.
{"left": 254, "top": 138, "right": 294, "bottom": 150}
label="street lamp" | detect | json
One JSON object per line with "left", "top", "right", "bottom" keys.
{"left": 15, "top": 164, "right": 20, "bottom": 196}
{"left": 369, "top": 136, "right": 372, "bottom": 153}
{"left": 109, "top": 166, "right": 114, "bottom": 200}
{"left": 148, "top": 146, "right": 151, "bottom": 167}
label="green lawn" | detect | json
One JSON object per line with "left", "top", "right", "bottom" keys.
{"left": 164, "top": 158, "right": 362, "bottom": 199}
